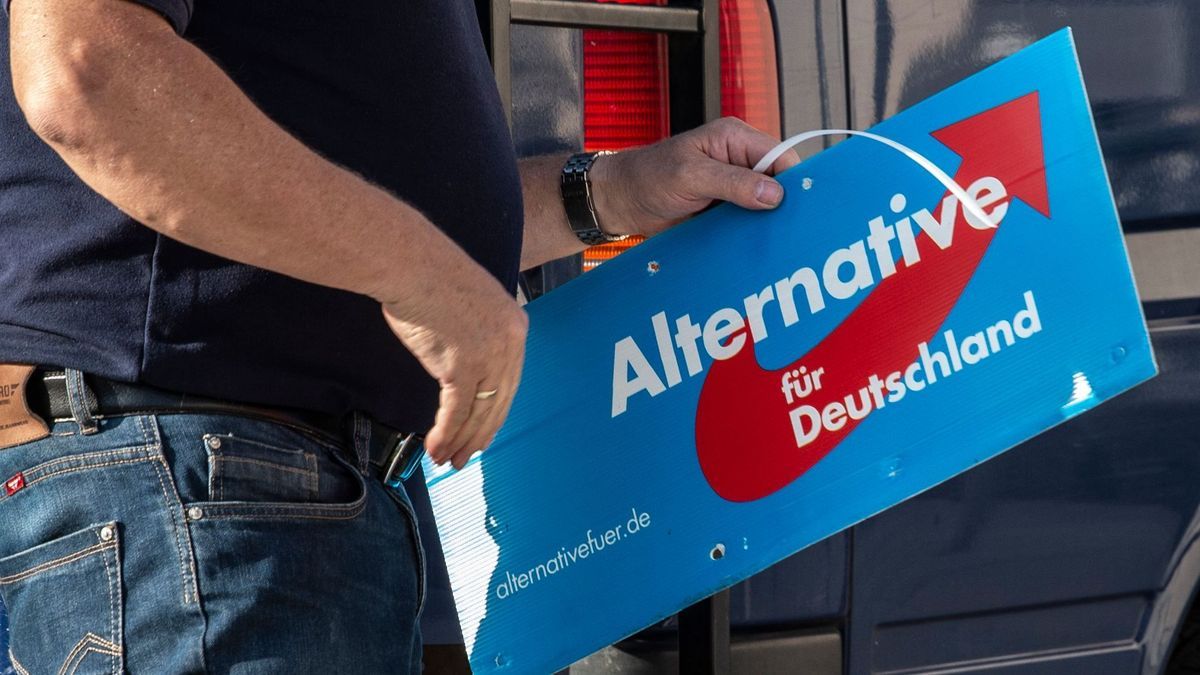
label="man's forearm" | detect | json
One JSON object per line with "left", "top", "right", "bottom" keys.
{"left": 519, "top": 150, "right": 646, "bottom": 270}
{"left": 10, "top": 1, "right": 494, "bottom": 313}
{"left": 518, "top": 155, "right": 584, "bottom": 271}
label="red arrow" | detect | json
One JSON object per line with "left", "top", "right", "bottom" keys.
{"left": 694, "top": 92, "right": 1051, "bottom": 502}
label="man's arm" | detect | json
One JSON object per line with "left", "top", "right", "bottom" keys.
{"left": 9, "top": 0, "right": 522, "bottom": 468}
{"left": 518, "top": 119, "right": 801, "bottom": 270}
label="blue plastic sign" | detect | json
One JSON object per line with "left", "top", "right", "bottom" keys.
{"left": 423, "top": 28, "right": 1156, "bottom": 674}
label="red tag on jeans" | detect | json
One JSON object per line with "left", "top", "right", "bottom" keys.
{"left": 4, "top": 472, "right": 25, "bottom": 496}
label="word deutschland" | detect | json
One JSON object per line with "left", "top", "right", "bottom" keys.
{"left": 788, "top": 290, "right": 1042, "bottom": 447}
{"left": 611, "top": 176, "right": 1011, "bottom": 417}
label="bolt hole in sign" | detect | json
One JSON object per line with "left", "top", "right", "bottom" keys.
{"left": 422, "top": 29, "right": 1156, "bottom": 674}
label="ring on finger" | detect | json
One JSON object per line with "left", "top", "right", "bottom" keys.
{"left": 475, "top": 388, "right": 499, "bottom": 400}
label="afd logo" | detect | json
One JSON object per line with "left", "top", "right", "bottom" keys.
{"left": 609, "top": 93, "right": 1051, "bottom": 501}
{"left": 695, "top": 93, "right": 1050, "bottom": 502}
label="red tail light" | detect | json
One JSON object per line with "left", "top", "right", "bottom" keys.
{"left": 720, "top": 0, "right": 781, "bottom": 138}
{"left": 583, "top": 0, "right": 671, "bottom": 152}
{"left": 582, "top": 0, "right": 780, "bottom": 271}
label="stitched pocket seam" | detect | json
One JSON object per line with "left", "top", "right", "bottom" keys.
{"left": 0, "top": 541, "right": 116, "bottom": 585}
{"left": 20, "top": 447, "right": 155, "bottom": 475}
{"left": 211, "top": 455, "right": 319, "bottom": 479}
{"left": 386, "top": 490, "right": 427, "bottom": 616}
{"left": 9, "top": 651, "right": 30, "bottom": 675}
{"left": 204, "top": 434, "right": 313, "bottom": 456}
{"left": 191, "top": 431, "right": 364, "bottom": 521}
{"left": 0, "top": 447, "right": 156, "bottom": 504}
{"left": 57, "top": 633, "right": 121, "bottom": 675}
{"left": 2, "top": 526, "right": 124, "bottom": 675}
{"left": 190, "top": 502, "right": 367, "bottom": 521}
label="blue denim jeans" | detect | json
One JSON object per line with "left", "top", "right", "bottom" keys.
{"left": 0, "top": 372, "right": 424, "bottom": 674}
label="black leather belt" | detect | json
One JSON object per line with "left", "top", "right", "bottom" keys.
{"left": 29, "top": 369, "right": 425, "bottom": 485}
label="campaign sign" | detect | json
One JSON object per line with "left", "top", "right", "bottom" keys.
{"left": 423, "top": 28, "right": 1156, "bottom": 674}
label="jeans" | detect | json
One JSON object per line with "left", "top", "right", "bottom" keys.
{"left": 0, "top": 371, "right": 424, "bottom": 674}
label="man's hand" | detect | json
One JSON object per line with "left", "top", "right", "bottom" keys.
{"left": 591, "top": 117, "right": 801, "bottom": 238}
{"left": 518, "top": 117, "right": 802, "bottom": 270}
{"left": 381, "top": 270, "right": 527, "bottom": 471}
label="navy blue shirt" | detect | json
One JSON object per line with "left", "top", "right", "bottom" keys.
{"left": 0, "top": 1, "right": 524, "bottom": 431}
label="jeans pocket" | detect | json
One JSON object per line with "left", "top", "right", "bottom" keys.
{"left": 181, "top": 421, "right": 368, "bottom": 522}
{"left": 204, "top": 433, "right": 319, "bottom": 503}
{"left": 0, "top": 522, "right": 124, "bottom": 675}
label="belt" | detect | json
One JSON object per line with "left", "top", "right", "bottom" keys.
{"left": 29, "top": 369, "right": 426, "bottom": 485}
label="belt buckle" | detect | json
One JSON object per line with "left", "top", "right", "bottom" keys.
{"left": 382, "top": 432, "right": 425, "bottom": 487}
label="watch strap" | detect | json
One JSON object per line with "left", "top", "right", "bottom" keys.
{"left": 561, "top": 151, "right": 626, "bottom": 246}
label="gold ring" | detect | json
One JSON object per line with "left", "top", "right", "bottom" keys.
{"left": 475, "top": 389, "right": 499, "bottom": 400}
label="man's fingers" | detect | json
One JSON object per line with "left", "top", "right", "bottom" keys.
{"left": 455, "top": 343, "right": 524, "bottom": 468}
{"left": 764, "top": 146, "right": 802, "bottom": 175}
{"left": 445, "top": 382, "right": 501, "bottom": 466}
{"left": 451, "top": 388, "right": 516, "bottom": 470}
{"left": 456, "top": 376, "right": 517, "bottom": 468}
{"left": 693, "top": 160, "right": 785, "bottom": 211}
{"left": 439, "top": 377, "right": 507, "bottom": 464}
{"left": 448, "top": 447, "right": 479, "bottom": 472}
{"left": 741, "top": 127, "right": 801, "bottom": 175}
{"left": 446, "top": 384, "right": 510, "bottom": 470}
{"left": 455, "top": 400, "right": 500, "bottom": 468}
{"left": 711, "top": 117, "right": 801, "bottom": 175}
{"left": 425, "top": 382, "right": 477, "bottom": 463}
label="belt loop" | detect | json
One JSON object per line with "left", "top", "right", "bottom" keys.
{"left": 64, "top": 368, "right": 99, "bottom": 435}
{"left": 351, "top": 411, "right": 372, "bottom": 475}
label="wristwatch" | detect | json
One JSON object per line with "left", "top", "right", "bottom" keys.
{"left": 560, "top": 151, "right": 628, "bottom": 246}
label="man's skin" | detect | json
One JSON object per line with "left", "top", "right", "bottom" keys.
{"left": 9, "top": 0, "right": 800, "bottom": 470}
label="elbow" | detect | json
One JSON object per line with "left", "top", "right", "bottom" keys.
{"left": 13, "top": 38, "right": 115, "bottom": 153}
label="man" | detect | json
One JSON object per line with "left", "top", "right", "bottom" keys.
{"left": 0, "top": 0, "right": 798, "bottom": 672}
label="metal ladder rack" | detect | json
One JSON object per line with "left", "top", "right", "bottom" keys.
{"left": 481, "top": 0, "right": 720, "bottom": 133}
{"left": 476, "top": 1, "right": 731, "bottom": 672}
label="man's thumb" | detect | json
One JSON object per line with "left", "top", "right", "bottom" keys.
{"left": 699, "top": 161, "right": 784, "bottom": 210}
